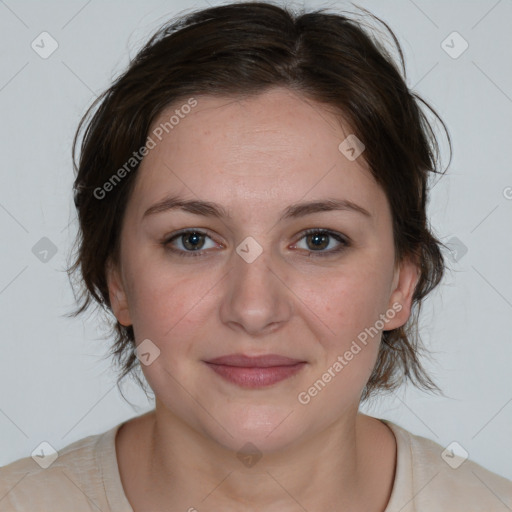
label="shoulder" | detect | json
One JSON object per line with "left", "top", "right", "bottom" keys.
{"left": 382, "top": 419, "right": 512, "bottom": 511}
{"left": 0, "top": 425, "right": 119, "bottom": 511}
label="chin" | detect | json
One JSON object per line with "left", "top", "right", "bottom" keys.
{"left": 201, "top": 404, "right": 307, "bottom": 454}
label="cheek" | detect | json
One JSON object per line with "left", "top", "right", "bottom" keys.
{"left": 127, "top": 270, "right": 208, "bottom": 399}
{"left": 312, "top": 260, "right": 393, "bottom": 335}
{"left": 295, "top": 269, "right": 391, "bottom": 408}
{"left": 128, "top": 269, "right": 204, "bottom": 342}
{"left": 310, "top": 261, "right": 393, "bottom": 375}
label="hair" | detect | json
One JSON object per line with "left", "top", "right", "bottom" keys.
{"left": 67, "top": 1, "right": 451, "bottom": 404}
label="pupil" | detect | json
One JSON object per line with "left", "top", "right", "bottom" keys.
{"left": 183, "top": 232, "right": 204, "bottom": 250}
{"left": 309, "top": 233, "right": 328, "bottom": 250}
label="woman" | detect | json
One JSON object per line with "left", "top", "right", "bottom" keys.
{"left": 1, "top": 2, "right": 511, "bottom": 511}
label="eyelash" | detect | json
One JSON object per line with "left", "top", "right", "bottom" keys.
{"left": 162, "top": 228, "right": 350, "bottom": 258}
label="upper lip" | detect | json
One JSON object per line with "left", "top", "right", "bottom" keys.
{"left": 204, "top": 354, "right": 305, "bottom": 367}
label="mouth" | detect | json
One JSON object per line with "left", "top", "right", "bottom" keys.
{"left": 203, "top": 354, "right": 307, "bottom": 389}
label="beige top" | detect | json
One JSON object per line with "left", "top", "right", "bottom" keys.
{"left": 1, "top": 417, "right": 511, "bottom": 511}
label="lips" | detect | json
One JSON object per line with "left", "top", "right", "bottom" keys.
{"left": 205, "top": 354, "right": 305, "bottom": 367}
{"left": 203, "top": 354, "right": 307, "bottom": 388}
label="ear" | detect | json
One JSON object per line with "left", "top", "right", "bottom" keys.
{"left": 106, "top": 257, "right": 132, "bottom": 327}
{"left": 384, "top": 253, "right": 420, "bottom": 331}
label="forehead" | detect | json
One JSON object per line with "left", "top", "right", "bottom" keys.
{"left": 128, "top": 88, "right": 387, "bottom": 223}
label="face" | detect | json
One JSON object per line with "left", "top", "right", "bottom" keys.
{"left": 107, "top": 87, "right": 418, "bottom": 452}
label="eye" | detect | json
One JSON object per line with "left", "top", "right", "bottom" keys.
{"left": 292, "top": 229, "right": 349, "bottom": 257}
{"left": 162, "top": 228, "right": 349, "bottom": 258}
{"left": 163, "top": 229, "right": 219, "bottom": 257}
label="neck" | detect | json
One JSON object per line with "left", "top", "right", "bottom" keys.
{"left": 136, "top": 406, "right": 394, "bottom": 512}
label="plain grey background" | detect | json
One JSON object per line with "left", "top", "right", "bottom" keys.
{"left": 0, "top": 0, "right": 511, "bottom": 481}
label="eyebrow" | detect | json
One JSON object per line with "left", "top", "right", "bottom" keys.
{"left": 142, "top": 194, "right": 371, "bottom": 221}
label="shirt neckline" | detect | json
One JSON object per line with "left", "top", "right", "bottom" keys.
{"left": 96, "top": 419, "right": 135, "bottom": 512}
{"left": 97, "top": 417, "right": 412, "bottom": 512}
{"left": 379, "top": 418, "right": 414, "bottom": 511}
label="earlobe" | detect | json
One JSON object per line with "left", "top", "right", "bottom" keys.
{"left": 385, "top": 255, "right": 420, "bottom": 330}
{"left": 106, "top": 258, "right": 133, "bottom": 327}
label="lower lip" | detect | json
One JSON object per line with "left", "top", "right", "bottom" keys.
{"left": 204, "top": 362, "right": 306, "bottom": 388}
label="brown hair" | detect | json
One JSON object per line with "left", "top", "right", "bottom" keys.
{"left": 67, "top": 1, "right": 451, "bottom": 403}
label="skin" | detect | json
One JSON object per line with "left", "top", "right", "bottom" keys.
{"left": 107, "top": 87, "right": 419, "bottom": 512}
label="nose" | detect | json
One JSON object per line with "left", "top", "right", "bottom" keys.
{"left": 219, "top": 244, "right": 293, "bottom": 337}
